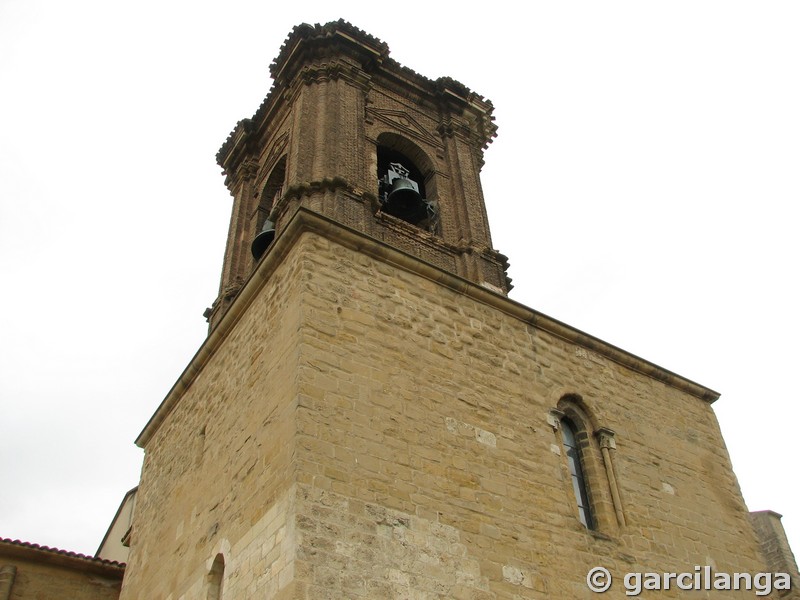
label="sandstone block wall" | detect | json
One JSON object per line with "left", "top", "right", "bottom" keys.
{"left": 121, "top": 226, "right": 772, "bottom": 598}
{"left": 119, "top": 245, "right": 306, "bottom": 600}
{"left": 290, "top": 232, "right": 769, "bottom": 598}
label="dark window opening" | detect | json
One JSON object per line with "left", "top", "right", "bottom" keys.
{"left": 252, "top": 157, "right": 286, "bottom": 261}
{"left": 561, "top": 418, "right": 595, "bottom": 529}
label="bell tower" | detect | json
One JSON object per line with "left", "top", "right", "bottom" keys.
{"left": 207, "top": 20, "right": 510, "bottom": 329}
{"left": 120, "top": 19, "right": 778, "bottom": 600}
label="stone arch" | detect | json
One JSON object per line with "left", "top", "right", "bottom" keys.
{"left": 256, "top": 156, "right": 287, "bottom": 232}
{"left": 206, "top": 553, "right": 225, "bottom": 600}
{"left": 556, "top": 393, "right": 598, "bottom": 432}
{"left": 375, "top": 132, "right": 435, "bottom": 179}
{"left": 374, "top": 132, "right": 439, "bottom": 231}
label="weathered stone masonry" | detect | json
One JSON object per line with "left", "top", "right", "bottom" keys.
{"left": 122, "top": 211, "right": 773, "bottom": 598}
{"left": 118, "top": 20, "right": 796, "bottom": 600}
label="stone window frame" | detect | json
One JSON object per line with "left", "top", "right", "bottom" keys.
{"left": 560, "top": 415, "right": 595, "bottom": 529}
{"left": 549, "top": 394, "right": 626, "bottom": 533}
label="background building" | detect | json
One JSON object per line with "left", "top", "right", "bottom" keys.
{"left": 0, "top": 538, "right": 123, "bottom": 600}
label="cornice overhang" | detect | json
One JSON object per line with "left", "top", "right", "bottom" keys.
{"left": 216, "top": 20, "right": 496, "bottom": 171}
{"left": 270, "top": 21, "right": 388, "bottom": 88}
{"left": 136, "top": 207, "right": 719, "bottom": 448}
{"left": 217, "top": 118, "right": 254, "bottom": 181}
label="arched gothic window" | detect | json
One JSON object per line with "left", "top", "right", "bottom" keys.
{"left": 561, "top": 417, "right": 595, "bottom": 529}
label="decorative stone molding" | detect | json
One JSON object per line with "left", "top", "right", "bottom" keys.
{"left": 547, "top": 408, "right": 565, "bottom": 430}
{"left": 595, "top": 427, "right": 617, "bottom": 450}
{"left": 595, "top": 427, "right": 625, "bottom": 527}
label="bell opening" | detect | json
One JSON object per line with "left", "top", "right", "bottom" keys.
{"left": 378, "top": 147, "right": 436, "bottom": 229}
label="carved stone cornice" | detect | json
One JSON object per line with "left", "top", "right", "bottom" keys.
{"left": 270, "top": 177, "right": 361, "bottom": 223}
{"left": 218, "top": 21, "right": 496, "bottom": 169}
{"left": 300, "top": 61, "right": 345, "bottom": 84}
{"left": 282, "top": 177, "right": 356, "bottom": 203}
{"left": 271, "top": 22, "right": 387, "bottom": 90}
{"left": 293, "top": 59, "right": 373, "bottom": 92}
{"left": 218, "top": 118, "right": 255, "bottom": 176}
{"left": 226, "top": 157, "right": 259, "bottom": 192}
{"left": 438, "top": 113, "right": 496, "bottom": 152}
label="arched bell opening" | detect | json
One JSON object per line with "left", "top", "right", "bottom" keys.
{"left": 252, "top": 156, "right": 286, "bottom": 262}
{"left": 376, "top": 139, "right": 438, "bottom": 232}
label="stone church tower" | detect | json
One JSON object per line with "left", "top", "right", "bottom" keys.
{"left": 118, "top": 21, "right": 793, "bottom": 599}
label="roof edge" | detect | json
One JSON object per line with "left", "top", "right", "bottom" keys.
{"left": 0, "top": 538, "right": 125, "bottom": 576}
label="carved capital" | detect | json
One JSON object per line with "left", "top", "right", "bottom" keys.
{"left": 595, "top": 427, "right": 617, "bottom": 450}
{"left": 299, "top": 61, "right": 344, "bottom": 85}
{"left": 241, "top": 158, "right": 259, "bottom": 181}
{"left": 437, "top": 118, "right": 457, "bottom": 139}
{"left": 283, "top": 177, "right": 355, "bottom": 202}
{"left": 438, "top": 112, "right": 496, "bottom": 151}
{"left": 226, "top": 157, "right": 259, "bottom": 192}
{"left": 296, "top": 60, "right": 372, "bottom": 93}
{"left": 547, "top": 408, "right": 565, "bottom": 430}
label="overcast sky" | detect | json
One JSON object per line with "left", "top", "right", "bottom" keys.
{"left": 1, "top": 0, "right": 798, "bottom": 560}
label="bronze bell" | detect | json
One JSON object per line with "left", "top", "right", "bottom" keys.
{"left": 251, "top": 219, "right": 276, "bottom": 261}
{"left": 383, "top": 176, "right": 428, "bottom": 223}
